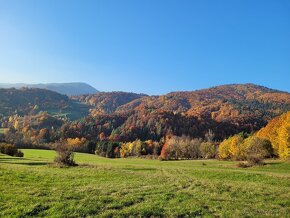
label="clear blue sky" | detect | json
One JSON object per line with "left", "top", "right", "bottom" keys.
{"left": 0, "top": 0, "right": 289, "bottom": 95}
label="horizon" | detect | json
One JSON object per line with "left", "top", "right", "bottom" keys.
{"left": 0, "top": 82, "right": 289, "bottom": 96}
{"left": 1, "top": 0, "right": 290, "bottom": 95}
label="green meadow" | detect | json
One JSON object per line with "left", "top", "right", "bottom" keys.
{"left": 0, "top": 149, "right": 289, "bottom": 217}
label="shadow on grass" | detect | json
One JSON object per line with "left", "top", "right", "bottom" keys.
{"left": 125, "top": 167, "right": 157, "bottom": 171}
{"left": 265, "top": 162, "right": 281, "bottom": 166}
{"left": 13, "top": 162, "right": 49, "bottom": 166}
{"left": 0, "top": 157, "right": 28, "bottom": 161}
{"left": 0, "top": 158, "right": 49, "bottom": 166}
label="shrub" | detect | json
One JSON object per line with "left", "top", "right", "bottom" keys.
{"left": 243, "top": 136, "right": 272, "bottom": 165}
{"left": 15, "top": 150, "right": 24, "bottom": 157}
{"left": 0, "top": 143, "right": 24, "bottom": 157}
{"left": 200, "top": 142, "right": 216, "bottom": 159}
{"left": 54, "top": 142, "right": 76, "bottom": 166}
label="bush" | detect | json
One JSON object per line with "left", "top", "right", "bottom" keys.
{"left": 54, "top": 142, "right": 76, "bottom": 166}
{"left": 200, "top": 142, "right": 216, "bottom": 159}
{"left": 0, "top": 143, "right": 24, "bottom": 157}
{"left": 243, "top": 136, "right": 271, "bottom": 165}
{"left": 15, "top": 150, "right": 24, "bottom": 157}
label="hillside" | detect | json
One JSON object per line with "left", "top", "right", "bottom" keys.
{"left": 118, "top": 84, "right": 290, "bottom": 122}
{"left": 0, "top": 88, "right": 89, "bottom": 120}
{"left": 0, "top": 82, "right": 98, "bottom": 96}
{"left": 78, "top": 84, "right": 288, "bottom": 141}
{"left": 0, "top": 83, "right": 289, "bottom": 144}
{"left": 73, "top": 91, "right": 147, "bottom": 114}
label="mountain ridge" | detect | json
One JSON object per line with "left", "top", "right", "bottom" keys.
{"left": 71, "top": 83, "right": 290, "bottom": 140}
{"left": 0, "top": 83, "right": 289, "bottom": 142}
{"left": 0, "top": 82, "right": 98, "bottom": 96}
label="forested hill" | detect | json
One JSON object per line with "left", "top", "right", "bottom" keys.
{"left": 65, "top": 83, "right": 290, "bottom": 141}
{"left": 0, "top": 84, "right": 289, "bottom": 142}
{"left": 72, "top": 91, "right": 147, "bottom": 114}
{"left": 0, "top": 88, "right": 89, "bottom": 120}
{"left": 117, "top": 83, "right": 290, "bottom": 122}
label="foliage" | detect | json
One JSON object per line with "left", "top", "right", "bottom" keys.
{"left": 0, "top": 143, "right": 23, "bottom": 157}
{"left": 219, "top": 134, "right": 274, "bottom": 164}
{"left": 54, "top": 142, "right": 76, "bottom": 166}
{"left": 200, "top": 142, "right": 216, "bottom": 159}
{"left": 242, "top": 136, "right": 273, "bottom": 165}
{"left": 119, "top": 140, "right": 162, "bottom": 158}
{"left": 0, "top": 85, "right": 289, "bottom": 160}
{"left": 256, "top": 111, "right": 290, "bottom": 159}
{"left": 95, "top": 141, "right": 120, "bottom": 158}
{"left": 120, "top": 140, "right": 142, "bottom": 157}
{"left": 73, "top": 91, "right": 147, "bottom": 114}
{"left": 160, "top": 136, "right": 202, "bottom": 160}
{"left": 218, "top": 135, "right": 244, "bottom": 160}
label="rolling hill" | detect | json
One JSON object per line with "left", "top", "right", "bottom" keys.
{"left": 73, "top": 91, "right": 147, "bottom": 114}
{"left": 117, "top": 83, "right": 290, "bottom": 121}
{"left": 0, "top": 82, "right": 98, "bottom": 96}
{"left": 0, "top": 88, "right": 89, "bottom": 120}
{"left": 71, "top": 83, "right": 290, "bottom": 141}
{"left": 0, "top": 83, "right": 289, "bottom": 142}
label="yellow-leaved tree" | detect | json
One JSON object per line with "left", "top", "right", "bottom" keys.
{"left": 218, "top": 134, "right": 244, "bottom": 160}
{"left": 66, "top": 137, "right": 87, "bottom": 149}
{"left": 256, "top": 111, "right": 290, "bottom": 159}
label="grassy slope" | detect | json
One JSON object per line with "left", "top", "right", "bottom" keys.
{"left": 0, "top": 150, "right": 289, "bottom": 217}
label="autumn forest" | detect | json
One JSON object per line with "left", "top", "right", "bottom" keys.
{"left": 0, "top": 83, "right": 289, "bottom": 163}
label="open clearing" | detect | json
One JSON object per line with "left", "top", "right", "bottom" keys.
{"left": 0, "top": 149, "right": 289, "bottom": 217}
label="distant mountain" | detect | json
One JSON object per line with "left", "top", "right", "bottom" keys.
{"left": 0, "top": 88, "right": 89, "bottom": 120}
{"left": 0, "top": 82, "right": 98, "bottom": 96}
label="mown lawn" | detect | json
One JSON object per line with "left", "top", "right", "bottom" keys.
{"left": 0, "top": 149, "right": 289, "bottom": 217}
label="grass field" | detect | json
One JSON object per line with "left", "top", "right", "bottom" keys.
{"left": 0, "top": 149, "right": 289, "bottom": 217}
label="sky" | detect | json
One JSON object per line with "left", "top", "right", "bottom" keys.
{"left": 0, "top": 0, "right": 289, "bottom": 95}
